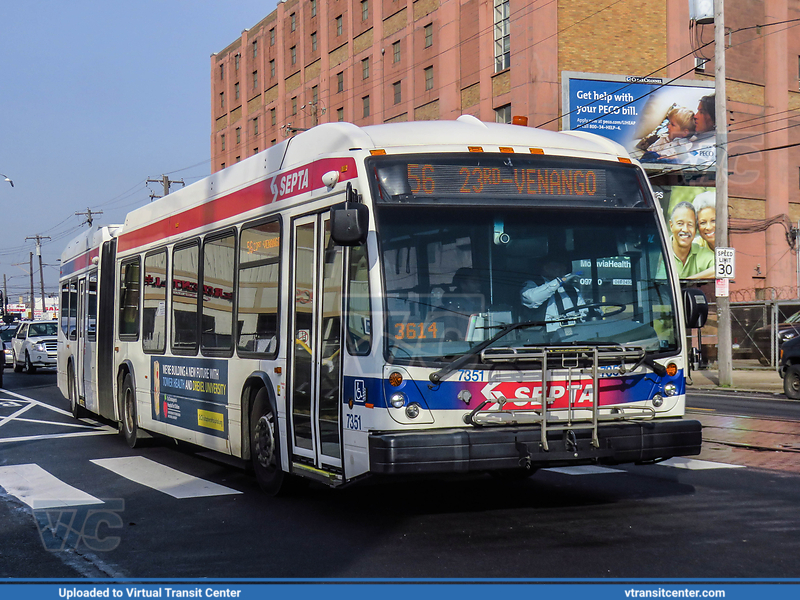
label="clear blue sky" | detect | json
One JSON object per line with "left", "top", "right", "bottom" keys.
{"left": 0, "top": 0, "right": 278, "bottom": 305}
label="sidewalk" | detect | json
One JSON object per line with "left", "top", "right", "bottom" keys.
{"left": 687, "top": 366, "right": 784, "bottom": 395}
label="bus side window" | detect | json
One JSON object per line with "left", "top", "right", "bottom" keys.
{"left": 119, "top": 260, "right": 140, "bottom": 340}
{"left": 142, "top": 251, "right": 167, "bottom": 353}
{"left": 201, "top": 232, "right": 236, "bottom": 354}
{"left": 171, "top": 243, "right": 200, "bottom": 354}
{"left": 238, "top": 220, "right": 281, "bottom": 356}
{"left": 346, "top": 244, "right": 371, "bottom": 355}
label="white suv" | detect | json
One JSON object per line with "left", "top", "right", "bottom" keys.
{"left": 13, "top": 320, "right": 58, "bottom": 373}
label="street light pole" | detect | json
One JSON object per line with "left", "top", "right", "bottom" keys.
{"left": 715, "top": 0, "right": 733, "bottom": 386}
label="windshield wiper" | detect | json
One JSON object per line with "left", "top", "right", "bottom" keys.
{"left": 428, "top": 320, "right": 548, "bottom": 385}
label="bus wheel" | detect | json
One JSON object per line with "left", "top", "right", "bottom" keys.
{"left": 121, "top": 373, "right": 140, "bottom": 448}
{"left": 251, "top": 387, "right": 285, "bottom": 495}
{"left": 68, "top": 363, "right": 84, "bottom": 419}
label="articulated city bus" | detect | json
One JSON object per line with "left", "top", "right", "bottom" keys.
{"left": 58, "top": 116, "right": 707, "bottom": 494}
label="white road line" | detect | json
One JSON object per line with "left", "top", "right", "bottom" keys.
{"left": 0, "top": 464, "right": 103, "bottom": 509}
{"left": 660, "top": 457, "right": 745, "bottom": 470}
{"left": 0, "top": 402, "right": 36, "bottom": 428}
{"left": 90, "top": 457, "right": 242, "bottom": 498}
{"left": 543, "top": 465, "right": 624, "bottom": 475}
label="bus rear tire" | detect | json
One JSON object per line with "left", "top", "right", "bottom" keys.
{"left": 68, "top": 363, "right": 84, "bottom": 419}
{"left": 121, "top": 373, "right": 140, "bottom": 448}
{"left": 251, "top": 387, "right": 285, "bottom": 495}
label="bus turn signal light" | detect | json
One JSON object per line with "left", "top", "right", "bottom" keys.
{"left": 666, "top": 363, "right": 678, "bottom": 377}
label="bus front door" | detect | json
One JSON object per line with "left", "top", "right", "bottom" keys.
{"left": 289, "top": 212, "right": 344, "bottom": 475}
{"left": 76, "top": 277, "right": 86, "bottom": 402}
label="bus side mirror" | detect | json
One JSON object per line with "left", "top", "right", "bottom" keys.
{"left": 331, "top": 184, "right": 369, "bottom": 246}
{"left": 683, "top": 288, "right": 708, "bottom": 329}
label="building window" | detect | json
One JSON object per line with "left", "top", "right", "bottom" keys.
{"left": 253, "top": 40, "right": 258, "bottom": 59}
{"left": 363, "top": 95, "right": 370, "bottom": 118}
{"left": 270, "top": 28, "right": 275, "bottom": 46}
{"left": 494, "top": 0, "right": 510, "bottom": 72}
{"left": 424, "top": 23, "right": 433, "bottom": 48}
{"left": 291, "top": 13, "right": 296, "bottom": 31}
{"left": 312, "top": 85, "right": 319, "bottom": 105}
{"left": 361, "top": 0, "right": 369, "bottom": 21}
{"left": 270, "top": 59, "right": 275, "bottom": 78}
{"left": 236, "top": 127, "right": 241, "bottom": 144}
{"left": 311, "top": 31, "right": 317, "bottom": 52}
{"left": 393, "top": 81, "right": 402, "bottom": 105}
{"left": 253, "top": 117, "right": 259, "bottom": 136}
{"left": 252, "top": 70, "right": 258, "bottom": 89}
{"left": 337, "top": 71, "right": 344, "bottom": 92}
{"left": 292, "top": 97, "right": 297, "bottom": 115}
{"left": 221, "top": 133, "right": 226, "bottom": 151}
{"left": 254, "top": 147, "right": 258, "bottom": 155}
{"left": 271, "top": 107, "right": 276, "bottom": 125}
{"left": 362, "top": 57, "right": 370, "bottom": 79}
{"left": 220, "top": 92, "right": 225, "bottom": 109}
{"left": 291, "top": 46, "right": 297, "bottom": 65}
{"left": 235, "top": 54, "right": 240, "bottom": 71}
{"left": 424, "top": 66, "right": 434, "bottom": 91}
{"left": 495, "top": 104, "right": 511, "bottom": 124}
{"left": 235, "top": 82, "right": 240, "bottom": 100}
{"left": 393, "top": 40, "right": 401, "bottom": 63}
{"left": 337, "top": 107, "right": 344, "bottom": 121}
{"left": 336, "top": 15, "right": 343, "bottom": 36}
{"left": 236, "top": 156, "right": 241, "bottom": 162}
{"left": 220, "top": 64, "right": 224, "bottom": 80}
{"left": 311, "top": 0, "right": 317, "bottom": 17}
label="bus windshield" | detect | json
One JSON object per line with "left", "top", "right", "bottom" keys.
{"left": 375, "top": 204, "right": 678, "bottom": 364}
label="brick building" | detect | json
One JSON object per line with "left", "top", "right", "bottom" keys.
{"left": 211, "top": 0, "right": 800, "bottom": 298}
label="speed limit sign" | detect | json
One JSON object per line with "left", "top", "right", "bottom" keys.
{"left": 715, "top": 247, "right": 735, "bottom": 279}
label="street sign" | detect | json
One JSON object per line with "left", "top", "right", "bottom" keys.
{"left": 715, "top": 247, "right": 735, "bottom": 279}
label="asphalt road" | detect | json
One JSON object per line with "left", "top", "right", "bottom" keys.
{"left": 3, "top": 370, "right": 800, "bottom": 579}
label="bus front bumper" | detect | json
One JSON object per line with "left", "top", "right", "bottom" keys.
{"left": 368, "top": 419, "right": 702, "bottom": 475}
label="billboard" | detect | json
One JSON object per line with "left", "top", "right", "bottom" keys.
{"left": 653, "top": 185, "right": 716, "bottom": 281}
{"left": 562, "top": 72, "right": 716, "bottom": 170}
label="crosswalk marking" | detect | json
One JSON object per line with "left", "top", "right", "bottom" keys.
{"left": 90, "top": 456, "right": 242, "bottom": 498}
{"left": 659, "top": 457, "right": 745, "bottom": 470}
{"left": 0, "top": 464, "right": 103, "bottom": 509}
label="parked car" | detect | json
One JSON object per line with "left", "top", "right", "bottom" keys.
{"left": 779, "top": 335, "right": 800, "bottom": 398}
{"left": 12, "top": 320, "right": 58, "bottom": 373}
{"left": 0, "top": 323, "right": 18, "bottom": 367}
{"left": 751, "top": 309, "right": 800, "bottom": 365}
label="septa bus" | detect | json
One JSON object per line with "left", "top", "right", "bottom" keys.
{"left": 58, "top": 116, "right": 707, "bottom": 494}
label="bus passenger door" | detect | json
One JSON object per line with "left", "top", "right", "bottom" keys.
{"left": 289, "top": 212, "right": 344, "bottom": 475}
{"left": 76, "top": 277, "right": 86, "bottom": 402}
{"left": 82, "top": 272, "right": 98, "bottom": 412}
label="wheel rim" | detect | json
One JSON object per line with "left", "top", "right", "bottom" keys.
{"left": 254, "top": 413, "right": 276, "bottom": 470}
{"left": 124, "top": 386, "right": 135, "bottom": 434}
{"left": 791, "top": 373, "right": 800, "bottom": 394}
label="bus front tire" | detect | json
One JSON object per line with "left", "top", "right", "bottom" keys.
{"left": 251, "top": 387, "right": 285, "bottom": 495}
{"left": 121, "top": 373, "right": 140, "bottom": 448}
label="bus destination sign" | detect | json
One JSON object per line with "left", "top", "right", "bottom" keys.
{"left": 406, "top": 163, "right": 607, "bottom": 198}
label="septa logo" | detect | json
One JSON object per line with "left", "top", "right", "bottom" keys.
{"left": 480, "top": 379, "right": 594, "bottom": 409}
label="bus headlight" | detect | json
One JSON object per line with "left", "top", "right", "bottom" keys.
{"left": 652, "top": 394, "right": 664, "bottom": 408}
{"left": 664, "top": 383, "right": 677, "bottom": 397}
{"left": 405, "top": 403, "right": 421, "bottom": 419}
{"left": 390, "top": 393, "right": 407, "bottom": 408}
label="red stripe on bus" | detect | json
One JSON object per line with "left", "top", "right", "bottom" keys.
{"left": 60, "top": 247, "right": 100, "bottom": 278}
{"left": 117, "top": 157, "right": 358, "bottom": 253}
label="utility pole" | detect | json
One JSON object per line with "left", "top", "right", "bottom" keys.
{"left": 147, "top": 175, "right": 185, "bottom": 201}
{"left": 2, "top": 274, "right": 7, "bottom": 321}
{"left": 715, "top": 0, "right": 732, "bottom": 386}
{"left": 29, "top": 252, "right": 35, "bottom": 320}
{"left": 75, "top": 207, "right": 103, "bottom": 227}
{"left": 26, "top": 235, "right": 51, "bottom": 318}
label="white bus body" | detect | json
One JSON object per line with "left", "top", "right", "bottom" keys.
{"left": 58, "top": 117, "right": 703, "bottom": 493}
